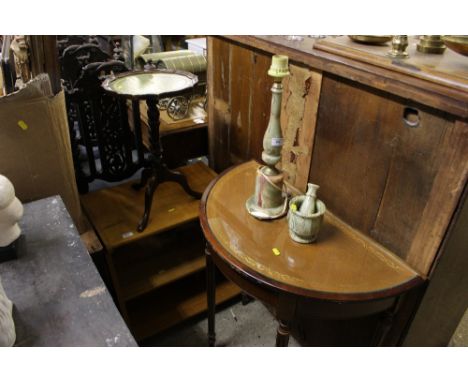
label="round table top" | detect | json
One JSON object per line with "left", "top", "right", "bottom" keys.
{"left": 102, "top": 69, "right": 198, "bottom": 98}
{"left": 200, "top": 161, "right": 422, "bottom": 302}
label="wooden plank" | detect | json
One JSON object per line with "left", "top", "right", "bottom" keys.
{"left": 208, "top": 37, "right": 323, "bottom": 188}
{"left": 207, "top": 36, "right": 231, "bottom": 171}
{"left": 115, "top": 225, "right": 206, "bottom": 301}
{"left": 314, "top": 36, "right": 468, "bottom": 92}
{"left": 81, "top": 162, "right": 216, "bottom": 250}
{"left": 42, "top": 36, "right": 61, "bottom": 95}
{"left": 229, "top": 43, "right": 253, "bottom": 163}
{"left": 248, "top": 50, "right": 272, "bottom": 162}
{"left": 370, "top": 106, "right": 452, "bottom": 263}
{"left": 129, "top": 279, "right": 241, "bottom": 340}
{"left": 219, "top": 36, "right": 468, "bottom": 119}
{"left": 310, "top": 74, "right": 467, "bottom": 275}
{"left": 405, "top": 121, "right": 468, "bottom": 275}
{"left": 310, "top": 75, "right": 396, "bottom": 234}
{"left": 280, "top": 64, "right": 322, "bottom": 192}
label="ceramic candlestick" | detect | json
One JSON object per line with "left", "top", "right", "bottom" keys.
{"left": 246, "top": 55, "right": 290, "bottom": 220}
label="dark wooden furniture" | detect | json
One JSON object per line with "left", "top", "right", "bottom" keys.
{"left": 207, "top": 36, "right": 468, "bottom": 345}
{"left": 59, "top": 42, "right": 133, "bottom": 194}
{"left": 200, "top": 161, "right": 423, "bottom": 346}
{"left": 67, "top": 60, "right": 135, "bottom": 193}
{"left": 81, "top": 162, "right": 240, "bottom": 341}
{"left": 132, "top": 95, "right": 208, "bottom": 169}
{"left": 102, "top": 70, "right": 202, "bottom": 232}
{"left": 0, "top": 196, "right": 136, "bottom": 346}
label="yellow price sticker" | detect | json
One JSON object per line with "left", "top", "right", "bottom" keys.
{"left": 272, "top": 248, "right": 281, "bottom": 256}
{"left": 168, "top": 208, "right": 176, "bottom": 212}
{"left": 290, "top": 203, "right": 297, "bottom": 212}
{"left": 18, "top": 120, "right": 28, "bottom": 130}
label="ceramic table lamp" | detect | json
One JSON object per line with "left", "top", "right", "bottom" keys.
{"left": 246, "top": 55, "right": 290, "bottom": 220}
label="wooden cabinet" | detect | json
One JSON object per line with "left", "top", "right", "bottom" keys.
{"left": 207, "top": 35, "right": 468, "bottom": 346}
{"left": 311, "top": 74, "right": 466, "bottom": 276}
{"left": 82, "top": 162, "right": 240, "bottom": 342}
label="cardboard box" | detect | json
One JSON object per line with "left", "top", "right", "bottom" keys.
{"left": 0, "top": 74, "right": 84, "bottom": 232}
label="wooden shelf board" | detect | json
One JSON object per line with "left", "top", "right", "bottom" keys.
{"left": 129, "top": 280, "right": 241, "bottom": 341}
{"left": 115, "top": 226, "right": 206, "bottom": 301}
{"left": 81, "top": 162, "right": 216, "bottom": 250}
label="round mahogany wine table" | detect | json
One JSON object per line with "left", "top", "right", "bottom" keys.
{"left": 200, "top": 161, "right": 423, "bottom": 346}
{"left": 102, "top": 69, "right": 201, "bottom": 232}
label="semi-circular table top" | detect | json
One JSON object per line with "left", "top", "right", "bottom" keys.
{"left": 200, "top": 161, "right": 423, "bottom": 302}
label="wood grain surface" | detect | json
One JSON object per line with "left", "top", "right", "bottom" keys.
{"left": 201, "top": 161, "right": 422, "bottom": 301}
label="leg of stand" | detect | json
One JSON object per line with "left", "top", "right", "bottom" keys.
{"left": 132, "top": 167, "right": 152, "bottom": 191}
{"left": 276, "top": 320, "right": 290, "bottom": 347}
{"left": 162, "top": 164, "right": 202, "bottom": 199}
{"left": 206, "top": 244, "right": 216, "bottom": 347}
{"left": 136, "top": 97, "right": 161, "bottom": 232}
{"left": 137, "top": 175, "right": 158, "bottom": 232}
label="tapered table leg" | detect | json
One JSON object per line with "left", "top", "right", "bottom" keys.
{"left": 276, "top": 320, "right": 290, "bottom": 347}
{"left": 206, "top": 243, "right": 216, "bottom": 346}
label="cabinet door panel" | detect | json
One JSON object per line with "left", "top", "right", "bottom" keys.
{"left": 310, "top": 74, "right": 466, "bottom": 274}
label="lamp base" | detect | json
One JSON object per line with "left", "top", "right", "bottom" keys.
{"left": 245, "top": 195, "right": 288, "bottom": 220}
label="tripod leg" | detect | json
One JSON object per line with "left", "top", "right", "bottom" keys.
{"left": 137, "top": 175, "right": 158, "bottom": 232}
{"left": 162, "top": 166, "right": 202, "bottom": 199}
{"left": 132, "top": 167, "right": 152, "bottom": 191}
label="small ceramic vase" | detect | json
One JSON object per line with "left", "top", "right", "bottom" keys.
{"left": 287, "top": 183, "right": 326, "bottom": 244}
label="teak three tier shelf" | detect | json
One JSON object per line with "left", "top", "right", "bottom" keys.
{"left": 81, "top": 104, "right": 240, "bottom": 342}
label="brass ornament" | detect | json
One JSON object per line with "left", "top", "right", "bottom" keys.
{"left": 417, "top": 36, "right": 446, "bottom": 54}
{"left": 387, "top": 35, "right": 409, "bottom": 59}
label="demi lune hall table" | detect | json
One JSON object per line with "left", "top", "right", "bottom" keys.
{"left": 200, "top": 161, "right": 424, "bottom": 346}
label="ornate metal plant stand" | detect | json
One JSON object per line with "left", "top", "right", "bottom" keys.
{"left": 102, "top": 70, "right": 201, "bottom": 232}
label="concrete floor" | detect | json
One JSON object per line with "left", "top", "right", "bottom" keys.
{"left": 142, "top": 299, "right": 300, "bottom": 347}
{"left": 449, "top": 308, "right": 468, "bottom": 346}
